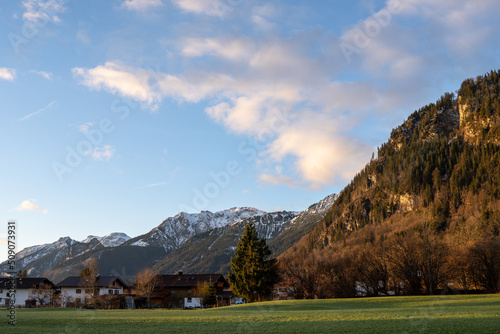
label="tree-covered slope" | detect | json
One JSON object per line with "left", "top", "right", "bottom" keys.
{"left": 281, "top": 70, "right": 500, "bottom": 298}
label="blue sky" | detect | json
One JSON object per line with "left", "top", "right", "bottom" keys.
{"left": 1, "top": 0, "right": 500, "bottom": 259}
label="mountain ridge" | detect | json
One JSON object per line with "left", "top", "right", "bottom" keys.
{"left": 1, "top": 199, "right": 335, "bottom": 282}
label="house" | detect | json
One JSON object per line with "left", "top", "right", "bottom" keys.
{"left": 56, "top": 275, "right": 128, "bottom": 307}
{"left": 144, "top": 272, "right": 232, "bottom": 308}
{"left": 0, "top": 277, "right": 55, "bottom": 307}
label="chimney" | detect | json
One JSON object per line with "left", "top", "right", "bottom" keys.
{"left": 176, "top": 270, "right": 183, "bottom": 276}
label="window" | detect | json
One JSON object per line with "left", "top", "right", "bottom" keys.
{"left": 187, "top": 289, "right": 192, "bottom": 293}
{"left": 416, "top": 270, "right": 422, "bottom": 277}
{"left": 85, "top": 289, "right": 91, "bottom": 294}
{"left": 114, "top": 290, "right": 119, "bottom": 295}
{"left": 76, "top": 289, "right": 81, "bottom": 294}
{"left": 95, "top": 288, "right": 100, "bottom": 294}
{"left": 187, "top": 297, "right": 192, "bottom": 303}
{"left": 108, "top": 290, "right": 113, "bottom": 294}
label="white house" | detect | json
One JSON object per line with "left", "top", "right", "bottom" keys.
{"left": 56, "top": 275, "right": 128, "bottom": 307}
{"left": 0, "top": 277, "right": 55, "bottom": 307}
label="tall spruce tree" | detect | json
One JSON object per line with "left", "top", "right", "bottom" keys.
{"left": 228, "top": 222, "right": 279, "bottom": 302}
{"left": 202, "top": 282, "right": 218, "bottom": 308}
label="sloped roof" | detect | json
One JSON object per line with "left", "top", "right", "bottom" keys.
{"left": 0, "top": 277, "right": 54, "bottom": 289}
{"left": 156, "top": 274, "right": 228, "bottom": 288}
{"left": 56, "top": 276, "right": 128, "bottom": 289}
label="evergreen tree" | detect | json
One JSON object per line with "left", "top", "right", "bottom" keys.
{"left": 201, "top": 281, "right": 218, "bottom": 308}
{"left": 229, "top": 222, "right": 279, "bottom": 302}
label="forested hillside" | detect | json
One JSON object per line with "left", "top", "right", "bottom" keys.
{"left": 280, "top": 70, "right": 500, "bottom": 298}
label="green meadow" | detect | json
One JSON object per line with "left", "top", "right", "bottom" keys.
{"left": 2, "top": 294, "right": 499, "bottom": 333}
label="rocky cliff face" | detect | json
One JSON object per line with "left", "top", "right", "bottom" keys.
{"left": 390, "top": 100, "right": 459, "bottom": 150}
{"left": 458, "top": 96, "right": 500, "bottom": 145}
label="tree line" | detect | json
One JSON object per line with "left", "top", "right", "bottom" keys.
{"left": 280, "top": 225, "right": 500, "bottom": 298}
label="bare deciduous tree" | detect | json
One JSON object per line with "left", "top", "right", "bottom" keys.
{"left": 469, "top": 237, "right": 500, "bottom": 293}
{"left": 33, "top": 281, "right": 53, "bottom": 307}
{"left": 134, "top": 268, "right": 159, "bottom": 308}
{"left": 387, "top": 232, "right": 423, "bottom": 295}
{"left": 80, "top": 257, "right": 100, "bottom": 307}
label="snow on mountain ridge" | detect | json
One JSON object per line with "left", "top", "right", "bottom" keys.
{"left": 288, "top": 194, "right": 337, "bottom": 228}
{"left": 81, "top": 232, "right": 131, "bottom": 247}
{"left": 131, "top": 207, "right": 266, "bottom": 249}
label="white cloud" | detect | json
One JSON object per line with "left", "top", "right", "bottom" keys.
{"left": 263, "top": 113, "right": 372, "bottom": 188}
{"left": 133, "top": 182, "right": 168, "bottom": 190}
{"left": 251, "top": 4, "right": 277, "bottom": 31}
{"left": 72, "top": 41, "right": 371, "bottom": 189}
{"left": 88, "top": 145, "right": 115, "bottom": 160}
{"left": 74, "top": 0, "right": 500, "bottom": 189}
{"left": 0, "top": 68, "right": 16, "bottom": 81}
{"left": 72, "top": 62, "right": 160, "bottom": 107}
{"left": 18, "top": 100, "right": 56, "bottom": 121}
{"left": 22, "top": 0, "right": 66, "bottom": 23}
{"left": 259, "top": 174, "right": 298, "bottom": 188}
{"left": 252, "top": 15, "right": 275, "bottom": 31}
{"left": 31, "top": 70, "right": 53, "bottom": 80}
{"left": 171, "top": 0, "right": 234, "bottom": 17}
{"left": 77, "top": 122, "right": 95, "bottom": 133}
{"left": 14, "top": 200, "right": 48, "bottom": 214}
{"left": 122, "top": 0, "right": 163, "bottom": 11}
{"left": 76, "top": 29, "right": 91, "bottom": 45}
{"left": 181, "top": 37, "right": 253, "bottom": 61}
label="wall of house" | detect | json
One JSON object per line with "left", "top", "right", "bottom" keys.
{"left": 60, "top": 287, "right": 89, "bottom": 306}
{"left": 0, "top": 288, "right": 8, "bottom": 306}
{"left": 60, "top": 285, "right": 124, "bottom": 307}
{"left": 184, "top": 297, "right": 201, "bottom": 308}
{"left": 1, "top": 287, "right": 54, "bottom": 307}
{"left": 3, "top": 289, "right": 35, "bottom": 307}
{"left": 98, "top": 285, "right": 123, "bottom": 296}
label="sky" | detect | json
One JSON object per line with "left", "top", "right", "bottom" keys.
{"left": 1, "top": 0, "right": 500, "bottom": 260}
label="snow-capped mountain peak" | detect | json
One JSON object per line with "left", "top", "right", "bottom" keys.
{"left": 129, "top": 207, "right": 267, "bottom": 249}
{"left": 81, "top": 232, "right": 131, "bottom": 248}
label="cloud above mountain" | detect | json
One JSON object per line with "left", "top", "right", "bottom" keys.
{"left": 71, "top": 0, "right": 500, "bottom": 189}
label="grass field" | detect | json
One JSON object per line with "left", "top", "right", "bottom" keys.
{"left": 1, "top": 294, "right": 499, "bottom": 333}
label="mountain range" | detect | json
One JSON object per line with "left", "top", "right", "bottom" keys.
{"left": 1, "top": 196, "right": 335, "bottom": 283}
